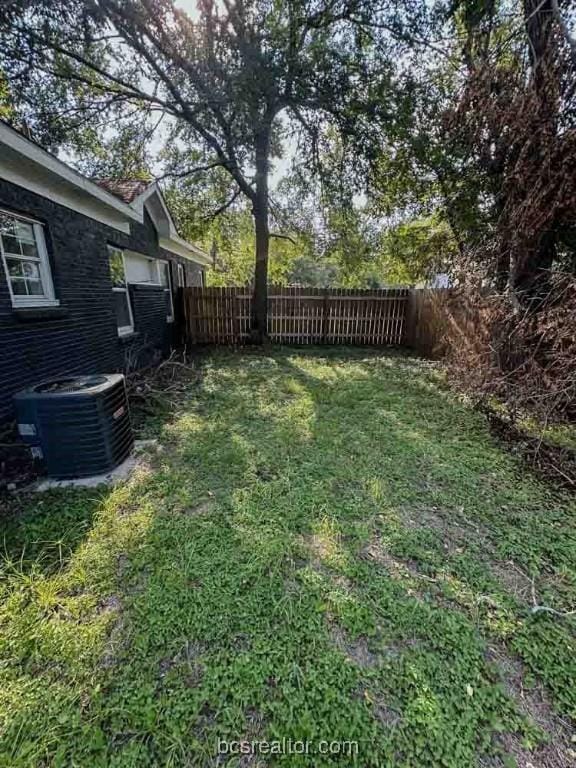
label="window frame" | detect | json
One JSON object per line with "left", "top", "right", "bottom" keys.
{"left": 107, "top": 245, "right": 134, "bottom": 337}
{"left": 0, "top": 208, "right": 58, "bottom": 308}
{"left": 177, "top": 262, "right": 186, "bottom": 289}
{"left": 157, "top": 258, "right": 175, "bottom": 323}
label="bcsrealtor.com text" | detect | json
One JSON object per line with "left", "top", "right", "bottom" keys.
{"left": 217, "top": 738, "right": 359, "bottom": 757}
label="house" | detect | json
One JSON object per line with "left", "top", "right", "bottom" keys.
{"left": 0, "top": 121, "right": 210, "bottom": 425}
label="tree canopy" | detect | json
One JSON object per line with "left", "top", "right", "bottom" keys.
{"left": 1, "top": 0, "right": 428, "bottom": 337}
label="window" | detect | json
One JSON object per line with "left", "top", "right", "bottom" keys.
{"left": 0, "top": 209, "right": 57, "bottom": 308}
{"left": 177, "top": 263, "right": 186, "bottom": 288}
{"left": 158, "top": 260, "right": 174, "bottom": 322}
{"left": 124, "top": 252, "right": 158, "bottom": 284}
{"left": 108, "top": 246, "right": 134, "bottom": 336}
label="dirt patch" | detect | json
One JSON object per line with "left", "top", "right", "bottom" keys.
{"left": 369, "top": 692, "right": 401, "bottom": 728}
{"left": 304, "top": 532, "right": 342, "bottom": 566}
{"left": 100, "top": 598, "right": 126, "bottom": 670}
{"left": 233, "top": 632, "right": 251, "bottom": 652}
{"left": 361, "top": 537, "right": 426, "bottom": 584}
{"left": 184, "top": 498, "right": 215, "bottom": 516}
{"left": 158, "top": 656, "right": 176, "bottom": 678}
{"left": 98, "top": 595, "right": 122, "bottom": 613}
{"left": 329, "top": 623, "right": 380, "bottom": 668}
{"left": 0, "top": 429, "right": 39, "bottom": 492}
{"left": 213, "top": 708, "right": 267, "bottom": 768}
{"left": 255, "top": 464, "right": 279, "bottom": 482}
{"left": 126, "top": 350, "right": 202, "bottom": 437}
{"left": 239, "top": 709, "right": 267, "bottom": 768}
{"left": 480, "top": 732, "right": 575, "bottom": 768}
{"left": 488, "top": 562, "right": 534, "bottom": 604}
{"left": 399, "top": 504, "right": 495, "bottom": 557}
{"left": 194, "top": 702, "right": 217, "bottom": 738}
{"left": 484, "top": 644, "right": 575, "bottom": 768}
{"left": 159, "top": 640, "right": 205, "bottom": 688}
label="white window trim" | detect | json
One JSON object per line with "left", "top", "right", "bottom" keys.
{"left": 0, "top": 208, "right": 59, "bottom": 309}
{"left": 108, "top": 246, "right": 134, "bottom": 337}
{"left": 177, "top": 262, "right": 185, "bottom": 288}
{"left": 157, "top": 259, "right": 175, "bottom": 323}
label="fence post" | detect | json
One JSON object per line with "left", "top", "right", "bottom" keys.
{"left": 405, "top": 288, "right": 418, "bottom": 349}
{"left": 232, "top": 288, "right": 242, "bottom": 346}
{"left": 321, "top": 289, "right": 329, "bottom": 344}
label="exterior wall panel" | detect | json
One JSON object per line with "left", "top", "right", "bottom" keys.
{"left": 0, "top": 179, "right": 204, "bottom": 423}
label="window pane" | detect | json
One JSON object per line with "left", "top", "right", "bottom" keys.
{"left": 20, "top": 240, "right": 39, "bottom": 258}
{"left": 15, "top": 220, "right": 35, "bottom": 243}
{"left": 11, "top": 279, "right": 27, "bottom": 295}
{"left": 27, "top": 280, "right": 45, "bottom": 296}
{"left": 108, "top": 248, "right": 126, "bottom": 288}
{"left": 21, "top": 261, "right": 40, "bottom": 279}
{"left": 1, "top": 212, "right": 53, "bottom": 304}
{"left": 113, "top": 290, "right": 132, "bottom": 329}
{"left": 148, "top": 259, "right": 158, "bottom": 282}
{"left": 0, "top": 214, "right": 16, "bottom": 237}
{"left": 6, "top": 257, "right": 23, "bottom": 277}
{"left": 1, "top": 234, "right": 22, "bottom": 255}
{"left": 159, "top": 262, "right": 170, "bottom": 287}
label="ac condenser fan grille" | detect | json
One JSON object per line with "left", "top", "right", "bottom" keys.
{"left": 33, "top": 376, "right": 108, "bottom": 394}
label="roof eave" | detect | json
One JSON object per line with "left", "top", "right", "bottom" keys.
{"left": 0, "top": 121, "right": 141, "bottom": 222}
{"left": 159, "top": 235, "right": 211, "bottom": 266}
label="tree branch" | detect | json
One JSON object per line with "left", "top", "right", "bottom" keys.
{"left": 551, "top": 0, "right": 576, "bottom": 64}
{"left": 206, "top": 187, "right": 242, "bottom": 220}
{"left": 270, "top": 232, "right": 298, "bottom": 245}
{"left": 157, "top": 160, "right": 226, "bottom": 181}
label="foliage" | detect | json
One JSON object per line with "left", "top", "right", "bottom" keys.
{"left": 0, "top": 0, "right": 420, "bottom": 337}
{"left": 377, "top": 215, "right": 458, "bottom": 285}
{"left": 1, "top": 348, "right": 575, "bottom": 766}
{"left": 445, "top": 0, "right": 576, "bottom": 298}
{"left": 441, "top": 275, "right": 576, "bottom": 427}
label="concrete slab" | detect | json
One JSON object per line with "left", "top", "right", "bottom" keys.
{"left": 32, "top": 440, "right": 159, "bottom": 491}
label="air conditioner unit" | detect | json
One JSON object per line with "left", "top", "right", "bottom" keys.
{"left": 14, "top": 374, "right": 134, "bottom": 479}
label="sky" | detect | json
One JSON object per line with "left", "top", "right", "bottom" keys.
{"left": 175, "top": 0, "right": 200, "bottom": 19}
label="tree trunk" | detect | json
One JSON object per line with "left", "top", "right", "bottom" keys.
{"left": 509, "top": 0, "right": 557, "bottom": 308}
{"left": 250, "top": 132, "right": 270, "bottom": 343}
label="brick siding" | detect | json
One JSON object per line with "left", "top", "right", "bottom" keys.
{"left": 0, "top": 179, "right": 204, "bottom": 423}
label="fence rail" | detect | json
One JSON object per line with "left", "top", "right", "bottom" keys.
{"left": 182, "top": 286, "right": 410, "bottom": 346}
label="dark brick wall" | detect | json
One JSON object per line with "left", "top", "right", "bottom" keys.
{"left": 124, "top": 284, "right": 172, "bottom": 370}
{"left": 0, "top": 179, "right": 205, "bottom": 423}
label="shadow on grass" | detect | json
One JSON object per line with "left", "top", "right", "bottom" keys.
{"left": 0, "top": 488, "right": 111, "bottom": 575}
{"left": 0, "top": 346, "right": 574, "bottom": 766}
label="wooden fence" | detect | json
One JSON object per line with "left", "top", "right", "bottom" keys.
{"left": 181, "top": 286, "right": 410, "bottom": 346}
{"left": 406, "top": 288, "right": 452, "bottom": 358}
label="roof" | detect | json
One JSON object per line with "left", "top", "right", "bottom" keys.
{"left": 0, "top": 121, "right": 210, "bottom": 265}
{"left": 94, "top": 178, "right": 153, "bottom": 204}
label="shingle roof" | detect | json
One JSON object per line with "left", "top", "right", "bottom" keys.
{"left": 93, "top": 178, "right": 152, "bottom": 204}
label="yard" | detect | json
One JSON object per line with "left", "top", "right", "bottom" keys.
{"left": 1, "top": 348, "right": 575, "bottom": 767}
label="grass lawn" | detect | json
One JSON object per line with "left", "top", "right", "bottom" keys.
{"left": 1, "top": 347, "right": 575, "bottom": 767}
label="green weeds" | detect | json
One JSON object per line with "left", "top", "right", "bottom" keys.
{"left": 0, "top": 347, "right": 574, "bottom": 766}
